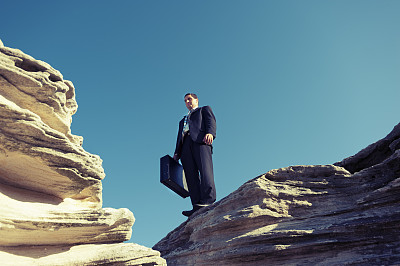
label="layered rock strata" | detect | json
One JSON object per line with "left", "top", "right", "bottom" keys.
{"left": 0, "top": 243, "right": 166, "bottom": 266}
{"left": 0, "top": 41, "right": 165, "bottom": 265}
{"left": 154, "top": 123, "right": 400, "bottom": 265}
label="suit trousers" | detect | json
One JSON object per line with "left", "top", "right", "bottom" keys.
{"left": 181, "top": 134, "right": 216, "bottom": 206}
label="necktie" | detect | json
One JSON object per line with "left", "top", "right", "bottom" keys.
{"left": 182, "top": 111, "right": 192, "bottom": 136}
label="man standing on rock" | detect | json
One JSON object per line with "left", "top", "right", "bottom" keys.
{"left": 173, "top": 93, "right": 217, "bottom": 217}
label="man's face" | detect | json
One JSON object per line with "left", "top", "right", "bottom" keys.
{"left": 184, "top": 95, "right": 199, "bottom": 111}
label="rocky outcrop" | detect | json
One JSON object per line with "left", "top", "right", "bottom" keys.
{"left": 0, "top": 45, "right": 102, "bottom": 208}
{"left": 0, "top": 243, "right": 166, "bottom": 266}
{"left": 154, "top": 124, "right": 400, "bottom": 265}
{"left": 0, "top": 41, "right": 165, "bottom": 265}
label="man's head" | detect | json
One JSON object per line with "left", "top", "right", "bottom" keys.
{"left": 184, "top": 93, "right": 199, "bottom": 111}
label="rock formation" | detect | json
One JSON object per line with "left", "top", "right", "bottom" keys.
{"left": 0, "top": 41, "right": 166, "bottom": 265}
{"left": 154, "top": 123, "right": 400, "bottom": 265}
{"left": 3, "top": 39, "right": 399, "bottom": 265}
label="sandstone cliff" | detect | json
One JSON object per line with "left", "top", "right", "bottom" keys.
{"left": 154, "top": 123, "right": 400, "bottom": 265}
{"left": 2, "top": 39, "right": 399, "bottom": 266}
{"left": 0, "top": 41, "right": 166, "bottom": 265}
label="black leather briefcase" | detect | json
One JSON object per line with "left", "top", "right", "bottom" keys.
{"left": 160, "top": 155, "right": 189, "bottom": 198}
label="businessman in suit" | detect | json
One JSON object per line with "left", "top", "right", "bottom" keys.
{"left": 173, "top": 93, "right": 217, "bottom": 217}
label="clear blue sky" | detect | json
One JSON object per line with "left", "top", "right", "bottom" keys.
{"left": 1, "top": 1, "right": 399, "bottom": 248}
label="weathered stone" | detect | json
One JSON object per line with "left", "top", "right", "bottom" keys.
{"left": 335, "top": 122, "right": 400, "bottom": 173}
{"left": 0, "top": 46, "right": 79, "bottom": 143}
{"left": 154, "top": 124, "right": 400, "bottom": 265}
{"left": 0, "top": 243, "right": 166, "bottom": 265}
{"left": 0, "top": 44, "right": 165, "bottom": 265}
{"left": 0, "top": 93, "right": 104, "bottom": 208}
{"left": 0, "top": 181, "right": 134, "bottom": 246}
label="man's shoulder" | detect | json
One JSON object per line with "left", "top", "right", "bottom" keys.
{"left": 190, "top": 106, "right": 214, "bottom": 117}
{"left": 200, "top": 105, "right": 213, "bottom": 112}
{"left": 201, "top": 106, "right": 215, "bottom": 116}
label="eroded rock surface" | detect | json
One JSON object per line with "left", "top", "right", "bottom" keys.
{"left": 0, "top": 45, "right": 103, "bottom": 208}
{"left": 0, "top": 243, "right": 166, "bottom": 266}
{"left": 0, "top": 41, "right": 165, "bottom": 265}
{"left": 154, "top": 124, "right": 400, "bottom": 265}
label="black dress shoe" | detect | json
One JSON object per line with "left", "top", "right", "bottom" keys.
{"left": 182, "top": 209, "right": 197, "bottom": 217}
{"left": 182, "top": 206, "right": 202, "bottom": 217}
{"left": 182, "top": 204, "right": 210, "bottom": 217}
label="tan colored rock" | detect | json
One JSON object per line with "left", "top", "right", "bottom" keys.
{"left": 0, "top": 181, "right": 134, "bottom": 246}
{"left": 154, "top": 124, "right": 400, "bottom": 265}
{"left": 0, "top": 46, "right": 79, "bottom": 144}
{"left": 0, "top": 44, "right": 165, "bottom": 264}
{"left": 0, "top": 243, "right": 166, "bottom": 265}
{"left": 0, "top": 94, "right": 104, "bottom": 208}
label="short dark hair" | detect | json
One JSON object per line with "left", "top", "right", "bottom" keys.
{"left": 184, "top": 93, "right": 198, "bottom": 99}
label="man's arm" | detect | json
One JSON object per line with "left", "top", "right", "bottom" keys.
{"left": 202, "top": 106, "right": 216, "bottom": 144}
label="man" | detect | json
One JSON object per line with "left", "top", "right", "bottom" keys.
{"left": 173, "top": 93, "right": 217, "bottom": 217}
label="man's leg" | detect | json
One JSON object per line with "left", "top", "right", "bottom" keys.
{"left": 193, "top": 143, "right": 216, "bottom": 205}
{"left": 180, "top": 136, "right": 201, "bottom": 206}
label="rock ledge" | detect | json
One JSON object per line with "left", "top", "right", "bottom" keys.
{"left": 154, "top": 124, "right": 400, "bottom": 265}
{"left": 0, "top": 41, "right": 166, "bottom": 265}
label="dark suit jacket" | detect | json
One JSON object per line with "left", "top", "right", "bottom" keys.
{"left": 174, "top": 106, "right": 216, "bottom": 159}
